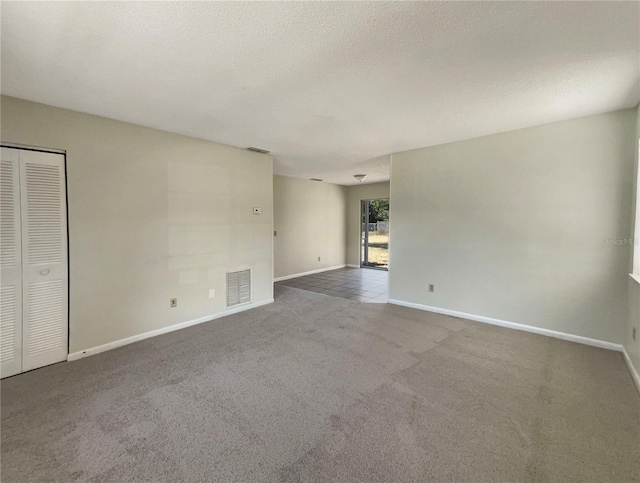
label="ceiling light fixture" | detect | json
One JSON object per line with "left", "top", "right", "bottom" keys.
{"left": 353, "top": 174, "right": 367, "bottom": 182}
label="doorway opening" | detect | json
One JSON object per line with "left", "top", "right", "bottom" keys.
{"left": 360, "top": 198, "right": 389, "bottom": 270}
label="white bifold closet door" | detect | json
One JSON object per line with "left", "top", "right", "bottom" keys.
{"left": 1, "top": 148, "right": 23, "bottom": 378}
{"left": 1, "top": 147, "right": 68, "bottom": 378}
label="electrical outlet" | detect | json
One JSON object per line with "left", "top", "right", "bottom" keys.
{"left": 318, "top": 256, "right": 321, "bottom": 261}
{"left": 633, "top": 327, "right": 637, "bottom": 341}
{"left": 208, "top": 289, "right": 216, "bottom": 299}
{"left": 428, "top": 284, "right": 435, "bottom": 293}
{"left": 170, "top": 297, "right": 177, "bottom": 308}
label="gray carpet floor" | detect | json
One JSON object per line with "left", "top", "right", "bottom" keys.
{"left": 2, "top": 286, "right": 639, "bottom": 482}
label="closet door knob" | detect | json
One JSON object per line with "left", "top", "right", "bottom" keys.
{"left": 40, "top": 269, "right": 50, "bottom": 275}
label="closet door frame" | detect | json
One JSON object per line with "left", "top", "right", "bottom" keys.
{"left": 1, "top": 143, "right": 69, "bottom": 375}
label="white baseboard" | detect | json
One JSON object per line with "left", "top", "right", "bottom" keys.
{"left": 387, "top": 299, "right": 622, "bottom": 352}
{"left": 67, "top": 298, "right": 274, "bottom": 361}
{"left": 346, "top": 264, "right": 360, "bottom": 268}
{"left": 274, "top": 264, "right": 346, "bottom": 282}
{"left": 622, "top": 346, "right": 640, "bottom": 395}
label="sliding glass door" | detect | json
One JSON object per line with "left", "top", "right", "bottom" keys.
{"left": 360, "top": 199, "right": 389, "bottom": 270}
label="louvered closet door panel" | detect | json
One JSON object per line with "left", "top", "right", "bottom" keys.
{"left": 0, "top": 148, "right": 23, "bottom": 378}
{"left": 20, "top": 150, "right": 68, "bottom": 372}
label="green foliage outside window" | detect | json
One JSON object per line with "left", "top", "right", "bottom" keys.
{"left": 368, "top": 199, "right": 389, "bottom": 222}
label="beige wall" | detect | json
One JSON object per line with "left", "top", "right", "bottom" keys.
{"left": 345, "top": 182, "right": 390, "bottom": 267}
{"left": 390, "top": 109, "right": 636, "bottom": 343}
{"left": 273, "top": 175, "right": 346, "bottom": 279}
{"left": 1, "top": 96, "right": 273, "bottom": 354}
{"left": 626, "top": 105, "right": 640, "bottom": 382}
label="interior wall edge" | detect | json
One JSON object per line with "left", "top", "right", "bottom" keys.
{"left": 622, "top": 346, "right": 640, "bottom": 395}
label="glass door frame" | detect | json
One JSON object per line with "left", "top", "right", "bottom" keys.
{"left": 360, "top": 199, "right": 389, "bottom": 271}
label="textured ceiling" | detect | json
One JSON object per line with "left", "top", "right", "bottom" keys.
{"left": 2, "top": 1, "right": 638, "bottom": 185}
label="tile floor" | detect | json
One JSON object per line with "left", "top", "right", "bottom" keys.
{"left": 275, "top": 267, "right": 388, "bottom": 303}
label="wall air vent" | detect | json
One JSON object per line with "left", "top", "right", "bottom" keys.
{"left": 246, "top": 147, "right": 270, "bottom": 154}
{"left": 227, "top": 269, "right": 251, "bottom": 307}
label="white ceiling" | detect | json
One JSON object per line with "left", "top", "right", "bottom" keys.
{"left": 2, "top": 2, "right": 638, "bottom": 186}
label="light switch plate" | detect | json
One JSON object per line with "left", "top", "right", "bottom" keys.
{"left": 208, "top": 289, "right": 216, "bottom": 299}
